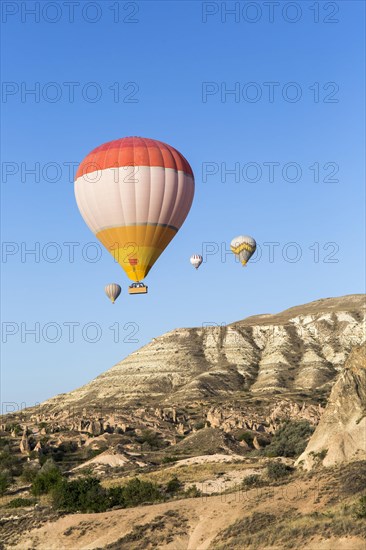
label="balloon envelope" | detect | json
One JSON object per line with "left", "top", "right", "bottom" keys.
{"left": 190, "top": 254, "right": 203, "bottom": 269}
{"left": 105, "top": 283, "right": 121, "bottom": 303}
{"left": 230, "top": 235, "right": 256, "bottom": 266}
{"left": 75, "top": 137, "right": 195, "bottom": 282}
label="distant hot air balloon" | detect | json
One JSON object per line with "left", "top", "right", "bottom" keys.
{"left": 190, "top": 254, "right": 203, "bottom": 270}
{"left": 105, "top": 283, "right": 121, "bottom": 304}
{"left": 230, "top": 235, "right": 256, "bottom": 266}
{"left": 75, "top": 137, "right": 195, "bottom": 294}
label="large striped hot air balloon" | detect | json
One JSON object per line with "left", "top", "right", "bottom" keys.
{"left": 75, "top": 137, "right": 195, "bottom": 285}
{"left": 230, "top": 235, "right": 256, "bottom": 266}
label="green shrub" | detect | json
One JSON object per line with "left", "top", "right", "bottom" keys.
{"left": 166, "top": 476, "right": 182, "bottom": 494}
{"left": 108, "top": 485, "right": 126, "bottom": 508}
{"left": 21, "top": 463, "right": 40, "bottom": 483}
{"left": 194, "top": 421, "right": 206, "bottom": 431}
{"left": 266, "top": 462, "right": 293, "bottom": 481}
{"left": 0, "top": 451, "right": 13, "bottom": 471}
{"left": 52, "top": 477, "right": 108, "bottom": 513}
{"left": 0, "top": 471, "right": 11, "bottom": 495}
{"left": 36, "top": 440, "right": 79, "bottom": 464}
{"left": 184, "top": 485, "right": 202, "bottom": 498}
{"left": 82, "top": 448, "right": 106, "bottom": 461}
{"left": 353, "top": 495, "right": 366, "bottom": 519}
{"left": 0, "top": 450, "right": 22, "bottom": 477}
{"left": 31, "top": 460, "right": 63, "bottom": 495}
{"left": 52, "top": 476, "right": 163, "bottom": 513}
{"left": 242, "top": 474, "right": 264, "bottom": 488}
{"left": 9, "top": 424, "right": 23, "bottom": 436}
{"left": 237, "top": 431, "right": 254, "bottom": 445}
{"left": 58, "top": 441, "right": 78, "bottom": 454}
{"left": 6, "top": 497, "right": 36, "bottom": 508}
{"left": 264, "top": 421, "right": 314, "bottom": 458}
{"left": 136, "top": 430, "right": 162, "bottom": 450}
{"left": 0, "top": 437, "right": 11, "bottom": 450}
{"left": 311, "top": 449, "right": 328, "bottom": 461}
{"left": 122, "top": 478, "right": 162, "bottom": 506}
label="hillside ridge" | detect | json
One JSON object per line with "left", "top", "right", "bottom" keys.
{"left": 35, "top": 294, "right": 365, "bottom": 412}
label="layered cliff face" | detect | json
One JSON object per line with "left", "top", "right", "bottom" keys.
{"left": 40, "top": 294, "right": 365, "bottom": 412}
{"left": 296, "top": 343, "right": 366, "bottom": 469}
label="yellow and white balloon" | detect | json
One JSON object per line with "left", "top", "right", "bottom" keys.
{"left": 230, "top": 235, "right": 256, "bottom": 266}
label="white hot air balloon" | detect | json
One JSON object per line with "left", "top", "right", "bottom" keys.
{"left": 105, "top": 283, "right": 122, "bottom": 304}
{"left": 75, "top": 137, "right": 195, "bottom": 294}
{"left": 230, "top": 236, "right": 256, "bottom": 266}
{"left": 190, "top": 254, "right": 203, "bottom": 270}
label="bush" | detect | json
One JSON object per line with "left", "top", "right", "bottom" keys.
{"left": 9, "top": 424, "right": 23, "bottom": 436}
{"left": 0, "top": 450, "right": 22, "bottom": 477}
{"left": 52, "top": 476, "right": 163, "bottom": 513}
{"left": 0, "top": 471, "right": 11, "bottom": 495}
{"left": 353, "top": 495, "right": 366, "bottom": 519}
{"left": 122, "top": 478, "right": 162, "bottom": 506}
{"left": 31, "top": 460, "right": 63, "bottom": 495}
{"left": 237, "top": 431, "right": 254, "bottom": 446}
{"left": 0, "top": 451, "right": 13, "bottom": 471}
{"left": 266, "top": 462, "right": 293, "bottom": 481}
{"left": 22, "top": 463, "right": 40, "bottom": 483}
{"left": 166, "top": 476, "right": 182, "bottom": 494}
{"left": 37, "top": 440, "right": 79, "bottom": 464}
{"left": 136, "top": 430, "right": 162, "bottom": 450}
{"left": 242, "top": 475, "right": 264, "bottom": 489}
{"left": 6, "top": 497, "right": 36, "bottom": 508}
{"left": 264, "top": 421, "right": 314, "bottom": 458}
{"left": 0, "top": 437, "right": 11, "bottom": 450}
{"left": 311, "top": 449, "right": 328, "bottom": 461}
{"left": 52, "top": 477, "right": 108, "bottom": 513}
{"left": 58, "top": 441, "right": 78, "bottom": 454}
{"left": 108, "top": 485, "right": 126, "bottom": 508}
{"left": 184, "top": 485, "right": 202, "bottom": 498}
{"left": 194, "top": 421, "right": 206, "bottom": 431}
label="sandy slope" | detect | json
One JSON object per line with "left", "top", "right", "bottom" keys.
{"left": 12, "top": 472, "right": 365, "bottom": 550}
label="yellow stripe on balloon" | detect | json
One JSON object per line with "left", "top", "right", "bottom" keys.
{"left": 96, "top": 224, "right": 177, "bottom": 281}
{"left": 230, "top": 242, "right": 256, "bottom": 254}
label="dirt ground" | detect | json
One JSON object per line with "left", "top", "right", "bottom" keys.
{"left": 9, "top": 465, "right": 366, "bottom": 550}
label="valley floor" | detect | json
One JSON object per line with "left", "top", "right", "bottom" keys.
{"left": 3, "top": 460, "right": 366, "bottom": 550}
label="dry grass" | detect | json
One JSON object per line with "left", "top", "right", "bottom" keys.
{"left": 94, "top": 509, "right": 189, "bottom": 550}
{"left": 212, "top": 501, "right": 366, "bottom": 549}
{"left": 102, "top": 459, "right": 260, "bottom": 488}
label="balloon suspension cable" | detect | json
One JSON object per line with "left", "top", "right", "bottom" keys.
{"left": 133, "top": 266, "right": 141, "bottom": 283}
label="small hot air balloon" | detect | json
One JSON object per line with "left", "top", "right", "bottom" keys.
{"left": 75, "top": 137, "right": 195, "bottom": 294}
{"left": 105, "top": 283, "right": 121, "bottom": 304}
{"left": 230, "top": 235, "right": 256, "bottom": 266}
{"left": 190, "top": 254, "right": 203, "bottom": 270}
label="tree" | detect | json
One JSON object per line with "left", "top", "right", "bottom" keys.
{"left": 264, "top": 421, "right": 314, "bottom": 458}
{"left": 31, "top": 459, "right": 63, "bottom": 495}
{"left": 0, "top": 471, "right": 11, "bottom": 495}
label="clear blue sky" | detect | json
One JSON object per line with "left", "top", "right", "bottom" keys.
{"left": 1, "top": 1, "right": 365, "bottom": 409}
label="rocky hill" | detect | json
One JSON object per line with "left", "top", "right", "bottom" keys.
{"left": 297, "top": 343, "right": 366, "bottom": 469}
{"left": 1, "top": 295, "right": 365, "bottom": 550}
{"left": 40, "top": 294, "right": 365, "bottom": 413}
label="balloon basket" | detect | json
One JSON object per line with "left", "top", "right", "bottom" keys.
{"left": 128, "top": 284, "right": 148, "bottom": 295}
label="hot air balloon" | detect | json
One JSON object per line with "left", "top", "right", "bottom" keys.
{"left": 105, "top": 283, "right": 121, "bottom": 304}
{"left": 190, "top": 254, "right": 203, "bottom": 270}
{"left": 230, "top": 235, "right": 256, "bottom": 266}
{"left": 75, "top": 137, "right": 195, "bottom": 294}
